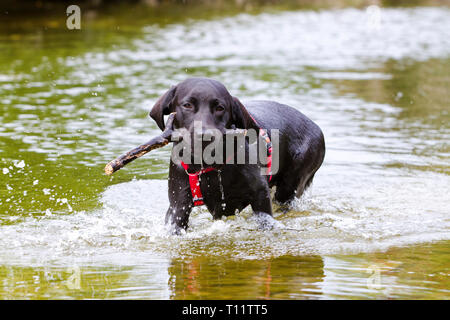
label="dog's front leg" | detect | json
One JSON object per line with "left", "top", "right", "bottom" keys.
{"left": 165, "top": 186, "right": 193, "bottom": 234}
{"left": 248, "top": 175, "right": 276, "bottom": 230}
{"left": 251, "top": 189, "right": 276, "bottom": 230}
{"left": 165, "top": 161, "right": 193, "bottom": 234}
{"left": 165, "top": 203, "right": 192, "bottom": 235}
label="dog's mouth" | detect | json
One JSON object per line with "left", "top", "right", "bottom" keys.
{"left": 170, "top": 127, "right": 248, "bottom": 168}
{"left": 190, "top": 132, "right": 226, "bottom": 167}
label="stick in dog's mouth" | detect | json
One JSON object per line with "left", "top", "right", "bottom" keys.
{"left": 104, "top": 112, "right": 176, "bottom": 175}
{"left": 104, "top": 112, "right": 249, "bottom": 175}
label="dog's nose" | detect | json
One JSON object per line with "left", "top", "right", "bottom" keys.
{"left": 192, "top": 128, "right": 217, "bottom": 137}
{"left": 191, "top": 131, "right": 221, "bottom": 148}
{"left": 190, "top": 123, "right": 220, "bottom": 138}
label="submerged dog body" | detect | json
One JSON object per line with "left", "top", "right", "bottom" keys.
{"left": 150, "top": 78, "right": 325, "bottom": 233}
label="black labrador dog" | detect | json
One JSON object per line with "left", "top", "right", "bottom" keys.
{"left": 150, "top": 77, "right": 325, "bottom": 233}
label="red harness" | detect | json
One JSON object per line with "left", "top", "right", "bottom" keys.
{"left": 180, "top": 162, "right": 216, "bottom": 206}
{"left": 181, "top": 128, "right": 273, "bottom": 207}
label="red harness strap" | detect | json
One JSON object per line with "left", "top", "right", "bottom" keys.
{"left": 180, "top": 161, "right": 216, "bottom": 206}
{"left": 259, "top": 128, "right": 273, "bottom": 182}
{"left": 248, "top": 113, "right": 273, "bottom": 182}
{"left": 181, "top": 129, "right": 273, "bottom": 207}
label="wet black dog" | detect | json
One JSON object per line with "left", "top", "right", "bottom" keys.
{"left": 150, "top": 78, "right": 325, "bottom": 233}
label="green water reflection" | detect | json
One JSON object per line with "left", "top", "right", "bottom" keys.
{"left": 0, "top": 241, "right": 447, "bottom": 299}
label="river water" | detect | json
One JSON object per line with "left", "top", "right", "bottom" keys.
{"left": 0, "top": 3, "right": 449, "bottom": 299}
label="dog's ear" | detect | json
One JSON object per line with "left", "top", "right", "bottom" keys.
{"left": 231, "top": 96, "right": 260, "bottom": 130}
{"left": 149, "top": 85, "right": 177, "bottom": 131}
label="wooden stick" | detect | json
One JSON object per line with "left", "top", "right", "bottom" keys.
{"left": 104, "top": 112, "right": 176, "bottom": 175}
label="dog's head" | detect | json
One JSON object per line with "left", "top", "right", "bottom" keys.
{"left": 149, "top": 78, "right": 260, "bottom": 165}
{"left": 150, "top": 77, "right": 259, "bottom": 134}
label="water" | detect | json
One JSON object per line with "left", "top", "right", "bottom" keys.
{"left": 0, "top": 2, "right": 449, "bottom": 299}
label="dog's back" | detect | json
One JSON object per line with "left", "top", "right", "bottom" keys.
{"left": 244, "top": 100, "right": 325, "bottom": 201}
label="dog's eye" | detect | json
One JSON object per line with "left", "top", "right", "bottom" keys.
{"left": 215, "top": 105, "right": 225, "bottom": 112}
{"left": 182, "top": 102, "right": 193, "bottom": 109}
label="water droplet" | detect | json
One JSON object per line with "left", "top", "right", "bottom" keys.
{"left": 14, "top": 160, "right": 25, "bottom": 168}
